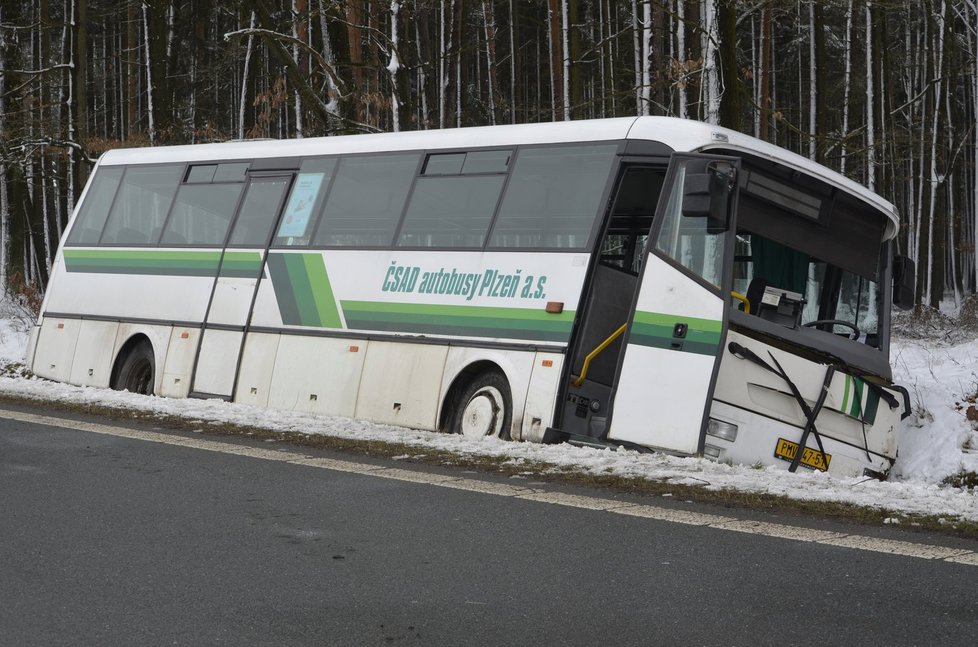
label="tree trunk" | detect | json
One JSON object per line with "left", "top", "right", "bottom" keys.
{"left": 73, "top": 0, "right": 89, "bottom": 202}
{"left": 717, "top": 0, "right": 740, "bottom": 131}
{"left": 548, "top": 0, "right": 563, "bottom": 121}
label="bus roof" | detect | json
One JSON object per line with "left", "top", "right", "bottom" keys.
{"left": 98, "top": 116, "right": 900, "bottom": 239}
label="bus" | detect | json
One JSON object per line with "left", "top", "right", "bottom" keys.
{"left": 26, "top": 116, "right": 914, "bottom": 478}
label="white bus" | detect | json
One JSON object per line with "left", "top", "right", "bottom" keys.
{"left": 27, "top": 116, "right": 914, "bottom": 478}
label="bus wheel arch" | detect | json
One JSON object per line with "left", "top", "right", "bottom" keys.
{"left": 440, "top": 362, "right": 513, "bottom": 441}
{"left": 111, "top": 335, "right": 156, "bottom": 395}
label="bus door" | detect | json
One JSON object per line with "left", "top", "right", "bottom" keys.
{"left": 557, "top": 163, "right": 667, "bottom": 441}
{"left": 607, "top": 154, "right": 739, "bottom": 452}
{"left": 189, "top": 173, "right": 294, "bottom": 399}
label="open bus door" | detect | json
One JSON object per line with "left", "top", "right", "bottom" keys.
{"left": 189, "top": 173, "right": 295, "bottom": 398}
{"left": 553, "top": 154, "right": 739, "bottom": 454}
{"left": 606, "top": 154, "right": 740, "bottom": 452}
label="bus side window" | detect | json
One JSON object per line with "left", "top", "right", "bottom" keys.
{"left": 487, "top": 144, "right": 618, "bottom": 249}
{"left": 99, "top": 164, "right": 183, "bottom": 246}
{"left": 312, "top": 154, "right": 419, "bottom": 247}
{"left": 273, "top": 157, "right": 336, "bottom": 247}
{"left": 160, "top": 184, "right": 243, "bottom": 246}
{"left": 397, "top": 175, "right": 505, "bottom": 248}
{"left": 65, "top": 167, "right": 125, "bottom": 246}
{"left": 599, "top": 166, "right": 665, "bottom": 274}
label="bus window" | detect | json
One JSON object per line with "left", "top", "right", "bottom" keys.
{"left": 654, "top": 162, "right": 728, "bottom": 287}
{"left": 65, "top": 167, "right": 124, "bottom": 245}
{"left": 423, "top": 153, "right": 465, "bottom": 175}
{"left": 100, "top": 164, "right": 183, "bottom": 245}
{"left": 598, "top": 166, "right": 665, "bottom": 273}
{"left": 229, "top": 177, "right": 292, "bottom": 247}
{"left": 312, "top": 154, "right": 419, "bottom": 247}
{"left": 461, "top": 150, "right": 511, "bottom": 174}
{"left": 160, "top": 183, "right": 243, "bottom": 246}
{"left": 732, "top": 232, "right": 882, "bottom": 346}
{"left": 274, "top": 158, "right": 336, "bottom": 246}
{"left": 212, "top": 162, "right": 250, "bottom": 183}
{"left": 487, "top": 143, "right": 618, "bottom": 249}
{"left": 397, "top": 175, "right": 505, "bottom": 248}
{"left": 422, "top": 150, "right": 511, "bottom": 176}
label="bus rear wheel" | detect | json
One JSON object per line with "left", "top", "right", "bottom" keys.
{"left": 449, "top": 370, "right": 512, "bottom": 440}
{"left": 112, "top": 341, "right": 155, "bottom": 396}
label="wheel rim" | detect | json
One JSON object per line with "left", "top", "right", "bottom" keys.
{"left": 459, "top": 386, "right": 505, "bottom": 438}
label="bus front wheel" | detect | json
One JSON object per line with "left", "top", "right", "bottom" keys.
{"left": 448, "top": 370, "right": 512, "bottom": 440}
{"left": 112, "top": 341, "right": 155, "bottom": 396}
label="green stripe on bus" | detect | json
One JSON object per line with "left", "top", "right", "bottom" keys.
{"left": 843, "top": 375, "right": 880, "bottom": 425}
{"left": 841, "top": 374, "right": 852, "bottom": 413}
{"left": 266, "top": 254, "right": 301, "bottom": 325}
{"left": 218, "top": 251, "right": 264, "bottom": 278}
{"left": 865, "top": 386, "right": 880, "bottom": 425}
{"left": 286, "top": 254, "right": 319, "bottom": 325}
{"left": 341, "top": 300, "right": 576, "bottom": 341}
{"left": 303, "top": 254, "right": 342, "bottom": 328}
{"left": 627, "top": 310, "right": 722, "bottom": 355}
{"left": 266, "top": 253, "right": 342, "bottom": 328}
{"left": 63, "top": 249, "right": 262, "bottom": 278}
{"left": 849, "top": 377, "right": 864, "bottom": 418}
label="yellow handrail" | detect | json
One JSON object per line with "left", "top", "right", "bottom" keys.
{"left": 730, "top": 290, "right": 750, "bottom": 314}
{"left": 573, "top": 323, "right": 628, "bottom": 387}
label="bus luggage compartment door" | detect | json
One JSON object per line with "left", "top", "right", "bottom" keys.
{"left": 607, "top": 154, "right": 738, "bottom": 454}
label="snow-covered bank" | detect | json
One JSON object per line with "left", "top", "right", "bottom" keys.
{"left": 2, "top": 306, "right": 977, "bottom": 523}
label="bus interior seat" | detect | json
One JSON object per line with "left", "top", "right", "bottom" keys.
{"left": 745, "top": 277, "right": 768, "bottom": 315}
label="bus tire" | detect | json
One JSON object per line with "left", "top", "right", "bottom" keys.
{"left": 448, "top": 370, "right": 512, "bottom": 440}
{"left": 112, "top": 340, "right": 155, "bottom": 396}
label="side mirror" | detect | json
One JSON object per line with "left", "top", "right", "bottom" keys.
{"left": 892, "top": 255, "right": 915, "bottom": 310}
{"left": 682, "top": 161, "right": 736, "bottom": 234}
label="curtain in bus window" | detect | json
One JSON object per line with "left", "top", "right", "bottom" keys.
{"left": 160, "top": 184, "right": 243, "bottom": 246}
{"left": 752, "top": 236, "right": 810, "bottom": 296}
{"left": 487, "top": 144, "right": 618, "bottom": 249}
{"left": 313, "top": 154, "right": 419, "bottom": 247}
{"left": 66, "top": 167, "right": 124, "bottom": 245}
{"left": 397, "top": 175, "right": 506, "bottom": 248}
{"left": 100, "top": 165, "right": 183, "bottom": 245}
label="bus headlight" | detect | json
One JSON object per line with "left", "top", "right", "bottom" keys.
{"left": 706, "top": 418, "right": 738, "bottom": 443}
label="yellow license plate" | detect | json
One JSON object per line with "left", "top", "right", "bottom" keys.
{"left": 774, "top": 437, "right": 831, "bottom": 471}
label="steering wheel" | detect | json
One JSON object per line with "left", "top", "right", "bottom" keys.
{"left": 803, "top": 319, "right": 860, "bottom": 340}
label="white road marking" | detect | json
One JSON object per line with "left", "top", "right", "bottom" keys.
{"left": 4, "top": 408, "right": 976, "bottom": 566}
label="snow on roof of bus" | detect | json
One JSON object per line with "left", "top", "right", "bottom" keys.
{"left": 97, "top": 115, "right": 899, "bottom": 239}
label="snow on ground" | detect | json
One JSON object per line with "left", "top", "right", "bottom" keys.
{"left": 1, "top": 301, "right": 977, "bottom": 523}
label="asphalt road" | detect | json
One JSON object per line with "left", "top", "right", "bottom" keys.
{"left": 2, "top": 406, "right": 978, "bottom": 646}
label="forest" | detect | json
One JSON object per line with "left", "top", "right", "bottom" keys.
{"left": 0, "top": 0, "right": 974, "bottom": 312}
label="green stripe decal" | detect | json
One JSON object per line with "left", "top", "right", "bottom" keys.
{"left": 341, "top": 300, "right": 576, "bottom": 342}
{"left": 628, "top": 310, "right": 722, "bottom": 356}
{"left": 63, "top": 249, "right": 262, "bottom": 278}
{"left": 266, "top": 253, "right": 342, "bottom": 328}
{"left": 218, "top": 251, "right": 265, "bottom": 278}
{"left": 849, "top": 377, "right": 865, "bottom": 418}
{"left": 841, "top": 375, "right": 853, "bottom": 413}
{"left": 842, "top": 375, "right": 880, "bottom": 425}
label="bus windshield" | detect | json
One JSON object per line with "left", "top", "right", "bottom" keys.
{"left": 733, "top": 232, "right": 882, "bottom": 348}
